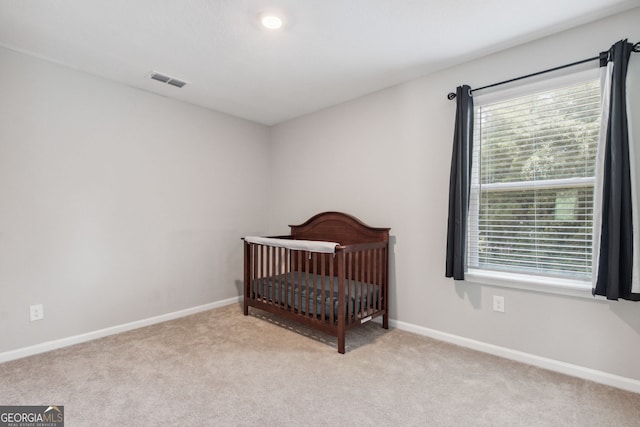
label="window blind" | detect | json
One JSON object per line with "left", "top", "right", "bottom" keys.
{"left": 468, "top": 79, "right": 601, "bottom": 279}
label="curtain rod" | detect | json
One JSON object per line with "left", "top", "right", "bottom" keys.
{"left": 447, "top": 41, "right": 640, "bottom": 100}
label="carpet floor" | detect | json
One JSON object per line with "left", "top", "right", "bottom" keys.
{"left": 1, "top": 303, "right": 639, "bottom": 426}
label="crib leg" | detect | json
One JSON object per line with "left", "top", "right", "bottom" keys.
{"left": 382, "top": 312, "right": 389, "bottom": 329}
{"left": 338, "top": 333, "right": 345, "bottom": 354}
{"left": 243, "top": 299, "right": 248, "bottom": 316}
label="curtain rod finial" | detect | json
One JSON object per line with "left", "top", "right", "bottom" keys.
{"left": 447, "top": 92, "right": 457, "bottom": 100}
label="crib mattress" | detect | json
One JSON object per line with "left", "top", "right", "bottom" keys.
{"left": 251, "top": 272, "right": 378, "bottom": 319}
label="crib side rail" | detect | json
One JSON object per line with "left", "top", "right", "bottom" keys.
{"left": 244, "top": 241, "right": 339, "bottom": 325}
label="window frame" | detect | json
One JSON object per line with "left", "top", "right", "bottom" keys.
{"left": 465, "top": 68, "right": 601, "bottom": 297}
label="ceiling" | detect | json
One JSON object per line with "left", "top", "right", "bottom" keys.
{"left": 0, "top": 1, "right": 638, "bottom": 125}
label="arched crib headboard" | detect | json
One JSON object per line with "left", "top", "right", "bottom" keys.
{"left": 289, "top": 211, "right": 389, "bottom": 245}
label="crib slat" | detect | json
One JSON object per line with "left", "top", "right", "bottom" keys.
{"left": 276, "top": 246, "right": 281, "bottom": 309}
{"left": 363, "top": 250, "right": 367, "bottom": 317}
{"left": 273, "top": 246, "right": 278, "bottom": 307}
{"left": 344, "top": 252, "right": 348, "bottom": 322}
{"left": 376, "top": 248, "right": 381, "bottom": 311}
{"left": 378, "top": 248, "right": 383, "bottom": 312}
{"left": 254, "top": 244, "right": 257, "bottom": 300}
{"left": 349, "top": 251, "right": 354, "bottom": 323}
{"left": 344, "top": 253, "right": 353, "bottom": 325}
{"left": 329, "top": 253, "right": 334, "bottom": 324}
{"left": 297, "top": 250, "right": 303, "bottom": 315}
{"left": 360, "top": 249, "right": 365, "bottom": 317}
{"left": 283, "top": 248, "right": 288, "bottom": 312}
{"left": 355, "top": 252, "right": 359, "bottom": 324}
{"left": 248, "top": 244, "right": 253, "bottom": 300}
{"left": 353, "top": 253, "right": 357, "bottom": 322}
{"left": 268, "top": 246, "right": 273, "bottom": 306}
{"left": 383, "top": 246, "right": 388, "bottom": 328}
{"left": 367, "top": 249, "right": 372, "bottom": 316}
{"left": 252, "top": 244, "right": 256, "bottom": 299}
{"left": 352, "top": 253, "right": 356, "bottom": 323}
{"left": 281, "top": 247, "right": 286, "bottom": 309}
{"left": 283, "top": 247, "right": 288, "bottom": 310}
{"left": 363, "top": 249, "right": 368, "bottom": 317}
{"left": 320, "top": 253, "right": 326, "bottom": 321}
{"left": 264, "top": 245, "right": 268, "bottom": 303}
{"left": 371, "top": 248, "right": 376, "bottom": 312}
{"left": 268, "top": 246, "right": 272, "bottom": 302}
{"left": 337, "top": 250, "right": 346, "bottom": 354}
{"left": 253, "top": 244, "right": 258, "bottom": 300}
{"left": 276, "top": 248, "right": 284, "bottom": 308}
{"left": 308, "top": 251, "right": 311, "bottom": 317}
{"left": 365, "top": 250, "right": 370, "bottom": 316}
{"left": 273, "top": 247, "right": 277, "bottom": 309}
{"left": 262, "top": 245, "right": 267, "bottom": 304}
{"left": 244, "top": 242, "right": 249, "bottom": 315}
{"left": 354, "top": 253, "right": 358, "bottom": 324}
{"left": 260, "top": 245, "right": 263, "bottom": 300}
{"left": 265, "top": 245, "right": 270, "bottom": 302}
{"left": 312, "top": 253, "right": 318, "bottom": 318}
{"left": 261, "top": 245, "right": 266, "bottom": 301}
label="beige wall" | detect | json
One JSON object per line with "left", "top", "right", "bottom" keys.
{"left": 270, "top": 8, "right": 640, "bottom": 380}
{"left": 0, "top": 46, "right": 271, "bottom": 352}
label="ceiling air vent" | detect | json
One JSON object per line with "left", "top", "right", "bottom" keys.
{"left": 149, "top": 71, "right": 188, "bottom": 88}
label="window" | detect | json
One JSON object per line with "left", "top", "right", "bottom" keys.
{"left": 467, "top": 71, "right": 601, "bottom": 289}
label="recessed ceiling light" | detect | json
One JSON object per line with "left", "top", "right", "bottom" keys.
{"left": 261, "top": 15, "right": 283, "bottom": 30}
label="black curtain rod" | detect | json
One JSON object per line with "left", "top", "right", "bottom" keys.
{"left": 447, "top": 41, "right": 640, "bottom": 100}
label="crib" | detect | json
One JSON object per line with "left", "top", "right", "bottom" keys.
{"left": 243, "top": 212, "right": 390, "bottom": 353}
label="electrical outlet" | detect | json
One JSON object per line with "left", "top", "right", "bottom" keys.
{"left": 493, "top": 296, "right": 505, "bottom": 313}
{"left": 30, "top": 304, "right": 44, "bottom": 321}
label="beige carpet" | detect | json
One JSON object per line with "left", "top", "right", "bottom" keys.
{"left": 1, "top": 303, "right": 639, "bottom": 426}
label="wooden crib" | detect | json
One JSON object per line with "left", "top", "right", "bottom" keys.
{"left": 243, "top": 212, "right": 390, "bottom": 353}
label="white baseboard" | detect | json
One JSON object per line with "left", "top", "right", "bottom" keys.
{"left": 390, "top": 319, "right": 640, "bottom": 394}
{"left": 4, "top": 298, "right": 637, "bottom": 394}
{"left": 0, "top": 296, "right": 241, "bottom": 364}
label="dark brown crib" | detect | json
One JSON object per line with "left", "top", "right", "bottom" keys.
{"left": 243, "top": 212, "right": 390, "bottom": 353}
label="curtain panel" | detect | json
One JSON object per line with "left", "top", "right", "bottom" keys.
{"left": 592, "top": 39, "right": 639, "bottom": 301}
{"left": 445, "top": 85, "right": 473, "bottom": 280}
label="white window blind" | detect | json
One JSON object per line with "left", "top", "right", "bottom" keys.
{"left": 468, "top": 78, "right": 601, "bottom": 280}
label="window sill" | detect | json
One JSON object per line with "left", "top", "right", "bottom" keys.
{"left": 465, "top": 269, "right": 594, "bottom": 299}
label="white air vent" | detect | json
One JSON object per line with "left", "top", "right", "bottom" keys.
{"left": 149, "top": 71, "right": 188, "bottom": 88}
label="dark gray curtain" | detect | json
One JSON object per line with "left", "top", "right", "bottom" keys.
{"left": 446, "top": 85, "right": 473, "bottom": 280}
{"left": 593, "top": 39, "right": 639, "bottom": 301}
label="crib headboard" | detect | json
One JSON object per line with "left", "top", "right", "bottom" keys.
{"left": 289, "top": 211, "right": 389, "bottom": 245}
